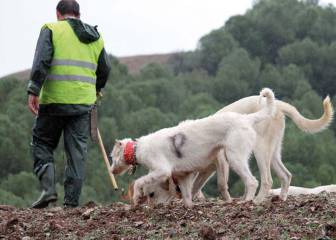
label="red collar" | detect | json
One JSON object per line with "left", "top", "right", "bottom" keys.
{"left": 124, "top": 141, "right": 137, "bottom": 165}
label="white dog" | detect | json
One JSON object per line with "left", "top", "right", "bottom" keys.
{"left": 270, "top": 185, "right": 336, "bottom": 196}
{"left": 111, "top": 88, "right": 275, "bottom": 207}
{"left": 126, "top": 94, "right": 333, "bottom": 205}
{"left": 127, "top": 182, "right": 336, "bottom": 206}
{"left": 187, "top": 94, "right": 333, "bottom": 203}
{"left": 218, "top": 95, "right": 333, "bottom": 202}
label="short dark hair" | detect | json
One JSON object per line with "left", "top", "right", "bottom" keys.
{"left": 56, "top": 0, "right": 80, "bottom": 17}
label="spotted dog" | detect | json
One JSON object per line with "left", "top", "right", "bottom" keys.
{"left": 123, "top": 92, "right": 333, "bottom": 205}
{"left": 111, "top": 88, "right": 275, "bottom": 207}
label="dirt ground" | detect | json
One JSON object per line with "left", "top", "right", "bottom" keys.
{"left": 1, "top": 193, "right": 336, "bottom": 240}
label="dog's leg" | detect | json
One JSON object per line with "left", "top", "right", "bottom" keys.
{"left": 191, "top": 165, "right": 215, "bottom": 198}
{"left": 133, "top": 169, "right": 171, "bottom": 205}
{"left": 225, "top": 129, "right": 258, "bottom": 202}
{"left": 190, "top": 172, "right": 206, "bottom": 201}
{"left": 216, "top": 148, "right": 232, "bottom": 202}
{"left": 227, "top": 148, "right": 258, "bottom": 202}
{"left": 178, "top": 173, "right": 196, "bottom": 208}
{"left": 253, "top": 141, "right": 274, "bottom": 204}
{"left": 194, "top": 190, "right": 206, "bottom": 200}
{"left": 271, "top": 143, "right": 292, "bottom": 201}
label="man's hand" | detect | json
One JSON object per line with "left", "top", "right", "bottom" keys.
{"left": 96, "top": 91, "right": 103, "bottom": 98}
{"left": 28, "top": 94, "right": 39, "bottom": 115}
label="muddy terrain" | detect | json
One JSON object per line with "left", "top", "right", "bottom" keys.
{"left": 1, "top": 193, "right": 336, "bottom": 239}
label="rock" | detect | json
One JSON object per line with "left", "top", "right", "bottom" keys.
{"left": 6, "top": 217, "right": 18, "bottom": 229}
{"left": 82, "top": 208, "right": 95, "bottom": 220}
{"left": 168, "top": 229, "right": 177, "bottom": 237}
{"left": 0, "top": 223, "right": 5, "bottom": 234}
{"left": 0, "top": 205, "right": 16, "bottom": 211}
{"left": 134, "top": 221, "right": 144, "bottom": 227}
{"left": 84, "top": 201, "right": 97, "bottom": 208}
{"left": 271, "top": 195, "right": 281, "bottom": 202}
{"left": 0, "top": 217, "right": 19, "bottom": 234}
{"left": 199, "top": 225, "right": 217, "bottom": 240}
{"left": 48, "top": 220, "right": 62, "bottom": 232}
{"left": 122, "top": 205, "right": 132, "bottom": 211}
{"left": 110, "top": 234, "right": 119, "bottom": 240}
{"left": 48, "top": 207, "right": 63, "bottom": 213}
{"left": 323, "top": 224, "right": 336, "bottom": 238}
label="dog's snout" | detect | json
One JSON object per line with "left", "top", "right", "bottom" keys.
{"left": 149, "top": 192, "right": 155, "bottom": 198}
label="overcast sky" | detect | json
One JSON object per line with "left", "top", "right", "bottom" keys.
{"left": 0, "top": 0, "right": 335, "bottom": 77}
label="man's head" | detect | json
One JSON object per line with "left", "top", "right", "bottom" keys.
{"left": 56, "top": 0, "right": 80, "bottom": 20}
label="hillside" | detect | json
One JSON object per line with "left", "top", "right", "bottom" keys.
{"left": 1, "top": 193, "right": 336, "bottom": 239}
{"left": 2, "top": 69, "right": 31, "bottom": 81}
{"left": 118, "top": 53, "right": 173, "bottom": 74}
{"left": 1, "top": 53, "right": 173, "bottom": 80}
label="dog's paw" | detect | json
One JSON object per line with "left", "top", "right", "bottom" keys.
{"left": 220, "top": 193, "right": 232, "bottom": 203}
{"left": 279, "top": 193, "right": 288, "bottom": 201}
{"left": 183, "top": 199, "right": 194, "bottom": 208}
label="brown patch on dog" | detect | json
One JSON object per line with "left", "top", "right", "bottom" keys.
{"left": 160, "top": 179, "right": 170, "bottom": 191}
{"left": 121, "top": 182, "right": 148, "bottom": 205}
{"left": 120, "top": 182, "right": 134, "bottom": 202}
{"left": 170, "top": 133, "right": 186, "bottom": 158}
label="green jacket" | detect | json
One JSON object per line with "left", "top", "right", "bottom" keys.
{"left": 27, "top": 19, "right": 111, "bottom": 115}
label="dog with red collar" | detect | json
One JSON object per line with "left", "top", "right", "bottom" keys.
{"left": 110, "top": 88, "right": 275, "bottom": 207}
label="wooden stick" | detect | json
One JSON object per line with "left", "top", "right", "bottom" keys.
{"left": 97, "top": 128, "right": 118, "bottom": 190}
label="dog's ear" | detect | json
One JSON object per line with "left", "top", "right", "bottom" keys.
{"left": 160, "top": 179, "right": 170, "bottom": 191}
{"left": 120, "top": 192, "right": 130, "bottom": 202}
{"left": 128, "top": 181, "right": 135, "bottom": 200}
{"left": 115, "top": 139, "right": 122, "bottom": 146}
{"left": 120, "top": 182, "right": 134, "bottom": 202}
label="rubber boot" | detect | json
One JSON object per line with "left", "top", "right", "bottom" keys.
{"left": 32, "top": 164, "right": 58, "bottom": 208}
{"left": 64, "top": 178, "right": 82, "bottom": 208}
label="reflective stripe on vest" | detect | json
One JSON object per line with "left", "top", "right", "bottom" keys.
{"left": 47, "top": 74, "right": 96, "bottom": 84}
{"left": 51, "top": 59, "right": 97, "bottom": 71}
{"left": 39, "top": 20, "right": 104, "bottom": 105}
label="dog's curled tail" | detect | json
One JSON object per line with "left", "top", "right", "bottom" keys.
{"left": 260, "top": 88, "right": 276, "bottom": 117}
{"left": 276, "top": 95, "right": 334, "bottom": 133}
{"left": 248, "top": 88, "right": 276, "bottom": 124}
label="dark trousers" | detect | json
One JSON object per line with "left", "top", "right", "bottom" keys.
{"left": 31, "top": 112, "right": 90, "bottom": 206}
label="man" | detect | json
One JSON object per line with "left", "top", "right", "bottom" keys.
{"left": 27, "top": 0, "right": 111, "bottom": 208}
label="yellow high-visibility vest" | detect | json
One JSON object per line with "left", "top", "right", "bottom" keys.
{"left": 39, "top": 20, "right": 104, "bottom": 105}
